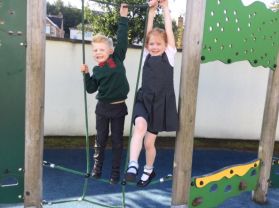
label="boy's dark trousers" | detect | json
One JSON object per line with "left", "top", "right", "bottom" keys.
{"left": 93, "top": 101, "right": 127, "bottom": 180}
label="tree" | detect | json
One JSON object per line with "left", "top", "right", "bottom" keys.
{"left": 270, "top": 0, "right": 279, "bottom": 11}
{"left": 47, "top": 0, "right": 82, "bottom": 38}
{"left": 84, "top": 0, "right": 178, "bottom": 45}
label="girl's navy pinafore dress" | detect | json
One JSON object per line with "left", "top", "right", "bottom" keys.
{"left": 133, "top": 52, "right": 179, "bottom": 132}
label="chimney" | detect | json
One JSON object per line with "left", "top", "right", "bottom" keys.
{"left": 178, "top": 16, "right": 184, "bottom": 28}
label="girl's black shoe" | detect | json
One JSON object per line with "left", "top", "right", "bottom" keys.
{"left": 137, "top": 171, "right": 156, "bottom": 187}
{"left": 124, "top": 166, "right": 138, "bottom": 182}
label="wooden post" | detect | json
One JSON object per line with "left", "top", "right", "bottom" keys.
{"left": 24, "top": 0, "right": 46, "bottom": 207}
{"left": 252, "top": 54, "right": 279, "bottom": 204}
{"left": 171, "top": 0, "right": 206, "bottom": 207}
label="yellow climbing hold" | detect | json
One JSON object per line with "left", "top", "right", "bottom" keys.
{"left": 195, "top": 160, "right": 260, "bottom": 188}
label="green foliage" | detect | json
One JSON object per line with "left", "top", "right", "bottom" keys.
{"left": 47, "top": 0, "right": 178, "bottom": 45}
{"left": 47, "top": 0, "right": 82, "bottom": 38}
{"left": 85, "top": 0, "right": 175, "bottom": 45}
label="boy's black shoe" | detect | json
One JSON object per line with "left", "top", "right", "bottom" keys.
{"left": 91, "top": 165, "right": 102, "bottom": 179}
{"left": 91, "top": 171, "right": 101, "bottom": 179}
{"left": 110, "top": 170, "right": 120, "bottom": 184}
{"left": 110, "top": 176, "right": 120, "bottom": 184}
{"left": 137, "top": 171, "right": 156, "bottom": 187}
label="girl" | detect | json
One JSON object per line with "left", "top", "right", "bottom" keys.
{"left": 125, "top": 0, "right": 178, "bottom": 187}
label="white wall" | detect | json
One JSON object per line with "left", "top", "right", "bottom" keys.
{"left": 45, "top": 40, "right": 279, "bottom": 140}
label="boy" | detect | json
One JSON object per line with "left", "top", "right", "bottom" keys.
{"left": 80, "top": 4, "right": 129, "bottom": 184}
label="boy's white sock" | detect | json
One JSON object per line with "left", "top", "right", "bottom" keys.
{"left": 127, "top": 161, "right": 138, "bottom": 174}
{"left": 141, "top": 165, "right": 153, "bottom": 181}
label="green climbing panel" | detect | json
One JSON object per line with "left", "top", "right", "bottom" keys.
{"left": 201, "top": 0, "right": 279, "bottom": 70}
{"left": 270, "top": 158, "right": 279, "bottom": 188}
{"left": 189, "top": 159, "right": 260, "bottom": 208}
{"left": 0, "top": 0, "right": 26, "bottom": 203}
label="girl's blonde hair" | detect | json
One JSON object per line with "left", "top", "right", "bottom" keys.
{"left": 145, "top": 28, "right": 167, "bottom": 47}
{"left": 92, "top": 34, "right": 113, "bottom": 49}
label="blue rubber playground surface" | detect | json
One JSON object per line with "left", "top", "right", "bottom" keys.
{"left": 1, "top": 148, "right": 279, "bottom": 208}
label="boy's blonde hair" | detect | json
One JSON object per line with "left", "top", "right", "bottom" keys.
{"left": 145, "top": 28, "right": 167, "bottom": 47}
{"left": 92, "top": 34, "right": 113, "bottom": 49}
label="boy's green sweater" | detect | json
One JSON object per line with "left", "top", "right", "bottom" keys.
{"left": 85, "top": 17, "right": 129, "bottom": 103}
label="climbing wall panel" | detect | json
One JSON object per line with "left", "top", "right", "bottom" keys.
{"left": 189, "top": 160, "right": 260, "bottom": 208}
{"left": 201, "top": 0, "right": 279, "bottom": 69}
{"left": 270, "top": 158, "right": 279, "bottom": 188}
{"left": 0, "top": 0, "right": 26, "bottom": 203}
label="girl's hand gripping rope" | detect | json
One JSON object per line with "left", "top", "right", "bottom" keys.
{"left": 148, "top": 0, "right": 158, "bottom": 7}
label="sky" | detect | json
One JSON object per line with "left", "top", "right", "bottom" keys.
{"left": 46, "top": 0, "right": 275, "bottom": 21}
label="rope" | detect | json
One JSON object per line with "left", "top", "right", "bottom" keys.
{"left": 42, "top": 198, "right": 79, "bottom": 206}
{"left": 43, "top": 160, "right": 173, "bottom": 186}
{"left": 80, "top": 0, "right": 91, "bottom": 201}
{"left": 43, "top": 161, "right": 113, "bottom": 184}
{"left": 42, "top": 197, "right": 122, "bottom": 207}
{"left": 121, "top": 7, "right": 150, "bottom": 207}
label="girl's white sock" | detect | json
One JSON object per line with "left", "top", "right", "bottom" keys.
{"left": 141, "top": 165, "right": 153, "bottom": 181}
{"left": 127, "top": 161, "right": 139, "bottom": 174}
